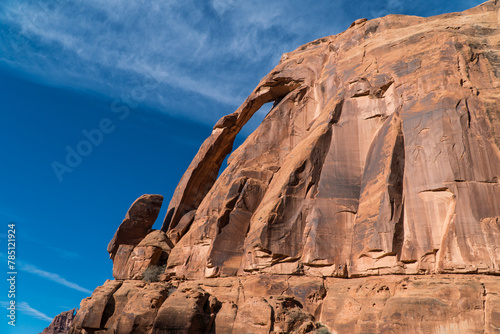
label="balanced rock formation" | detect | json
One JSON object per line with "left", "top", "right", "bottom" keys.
{"left": 107, "top": 194, "right": 164, "bottom": 260}
{"left": 68, "top": 1, "right": 500, "bottom": 333}
{"left": 107, "top": 194, "right": 172, "bottom": 280}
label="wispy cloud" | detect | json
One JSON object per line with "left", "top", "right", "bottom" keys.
{"left": 366, "top": 0, "right": 405, "bottom": 18}
{"left": 0, "top": 253, "right": 92, "bottom": 294}
{"left": 0, "top": 0, "right": 482, "bottom": 123}
{"left": 0, "top": 301, "right": 52, "bottom": 322}
{"left": 19, "top": 263, "right": 93, "bottom": 294}
{"left": 18, "top": 302, "right": 53, "bottom": 322}
{"left": 0, "top": 0, "right": 344, "bottom": 123}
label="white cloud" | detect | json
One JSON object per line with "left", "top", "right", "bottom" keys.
{"left": 19, "top": 263, "right": 93, "bottom": 294}
{"left": 0, "top": 0, "right": 485, "bottom": 124}
{"left": 0, "top": 220, "right": 80, "bottom": 260}
{"left": 0, "top": 301, "right": 53, "bottom": 322}
{"left": 0, "top": 0, "right": 345, "bottom": 123}
{"left": 212, "top": 0, "right": 235, "bottom": 16}
{"left": 388, "top": 0, "right": 404, "bottom": 10}
{"left": 367, "top": 0, "right": 406, "bottom": 19}
{"left": 18, "top": 302, "right": 53, "bottom": 322}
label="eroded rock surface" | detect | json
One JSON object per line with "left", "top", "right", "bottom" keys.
{"left": 108, "top": 194, "right": 163, "bottom": 260}
{"left": 107, "top": 195, "right": 172, "bottom": 280}
{"left": 41, "top": 309, "right": 76, "bottom": 334}
{"left": 162, "top": 0, "right": 500, "bottom": 279}
{"left": 67, "top": 1, "right": 500, "bottom": 333}
{"left": 69, "top": 275, "right": 500, "bottom": 334}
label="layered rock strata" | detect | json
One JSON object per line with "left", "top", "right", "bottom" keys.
{"left": 67, "top": 1, "right": 500, "bottom": 333}
{"left": 69, "top": 275, "right": 499, "bottom": 333}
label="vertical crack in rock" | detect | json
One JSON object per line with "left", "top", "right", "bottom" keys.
{"left": 269, "top": 304, "right": 276, "bottom": 332}
{"left": 430, "top": 188, "right": 457, "bottom": 273}
{"left": 482, "top": 282, "right": 487, "bottom": 331}
{"left": 71, "top": 281, "right": 122, "bottom": 332}
{"left": 351, "top": 113, "right": 407, "bottom": 276}
{"left": 216, "top": 177, "right": 248, "bottom": 233}
{"left": 464, "top": 99, "right": 471, "bottom": 128}
{"left": 331, "top": 98, "right": 344, "bottom": 123}
{"left": 390, "top": 122, "right": 405, "bottom": 260}
{"left": 99, "top": 296, "right": 116, "bottom": 329}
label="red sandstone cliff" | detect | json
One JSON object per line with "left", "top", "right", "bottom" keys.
{"left": 60, "top": 1, "right": 500, "bottom": 333}
{"left": 40, "top": 309, "right": 76, "bottom": 334}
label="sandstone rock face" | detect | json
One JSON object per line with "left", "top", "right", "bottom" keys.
{"left": 41, "top": 309, "right": 76, "bottom": 334}
{"left": 69, "top": 280, "right": 171, "bottom": 334}
{"left": 152, "top": 285, "right": 219, "bottom": 333}
{"left": 69, "top": 275, "right": 499, "bottom": 333}
{"left": 70, "top": 280, "right": 122, "bottom": 331}
{"left": 67, "top": 1, "right": 500, "bottom": 333}
{"left": 163, "top": 0, "right": 500, "bottom": 279}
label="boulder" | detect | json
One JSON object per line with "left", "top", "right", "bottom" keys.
{"left": 107, "top": 194, "right": 163, "bottom": 260}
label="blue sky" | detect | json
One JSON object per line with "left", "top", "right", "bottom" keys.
{"left": 0, "top": 0, "right": 485, "bottom": 332}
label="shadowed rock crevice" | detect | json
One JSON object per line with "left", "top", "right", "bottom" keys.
{"left": 99, "top": 296, "right": 115, "bottom": 329}
{"left": 216, "top": 177, "right": 248, "bottom": 232}
{"left": 392, "top": 203, "right": 405, "bottom": 262}
{"left": 389, "top": 122, "right": 405, "bottom": 260}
